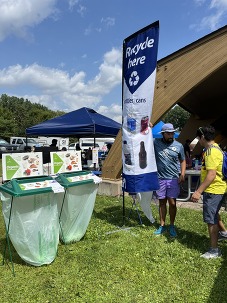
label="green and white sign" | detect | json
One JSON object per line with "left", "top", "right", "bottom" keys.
{"left": 2, "top": 152, "right": 43, "bottom": 181}
{"left": 50, "top": 151, "right": 82, "bottom": 174}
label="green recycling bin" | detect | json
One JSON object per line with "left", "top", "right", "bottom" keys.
{"left": 0, "top": 176, "right": 60, "bottom": 266}
{"left": 55, "top": 171, "right": 101, "bottom": 244}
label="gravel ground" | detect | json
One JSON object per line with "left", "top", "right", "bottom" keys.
{"left": 176, "top": 199, "right": 203, "bottom": 211}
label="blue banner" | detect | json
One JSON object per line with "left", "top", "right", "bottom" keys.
{"left": 122, "top": 21, "right": 160, "bottom": 193}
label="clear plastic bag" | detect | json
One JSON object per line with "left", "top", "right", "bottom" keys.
{"left": 57, "top": 183, "right": 98, "bottom": 244}
{"left": 1, "top": 192, "right": 59, "bottom": 266}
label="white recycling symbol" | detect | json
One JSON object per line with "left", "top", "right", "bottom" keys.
{"left": 129, "top": 71, "right": 139, "bottom": 86}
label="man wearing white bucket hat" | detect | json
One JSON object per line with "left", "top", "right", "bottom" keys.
{"left": 153, "top": 123, "right": 186, "bottom": 237}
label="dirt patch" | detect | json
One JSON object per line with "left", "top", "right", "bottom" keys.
{"left": 176, "top": 199, "right": 203, "bottom": 211}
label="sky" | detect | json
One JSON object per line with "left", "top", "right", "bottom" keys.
{"left": 0, "top": 0, "right": 227, "bottom": 124}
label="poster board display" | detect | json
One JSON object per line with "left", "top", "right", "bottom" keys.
{"left": 2, "top": 152, "right": 43, "bottom": 182}
{"left": 50, "top": 151, "right": 82, "bottom": 175}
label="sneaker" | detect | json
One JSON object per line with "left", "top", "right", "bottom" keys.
{"left": 200, "top": 248, "right": 222, "bottom": 259}
{"left": 218, "top": 231, "right": 227, "bottom": 241}
{"left": 154, "top": 225, "right": 167, "bottom": 235}
{"left": 169, "top": 225, "right": 177, "bottom": 237}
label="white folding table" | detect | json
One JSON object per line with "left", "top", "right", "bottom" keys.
{"left": 178, "top": 169, "right": 201, "bottom": 202}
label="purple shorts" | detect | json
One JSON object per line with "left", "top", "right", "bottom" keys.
{"left": 155, "top": 179, "right": 180, "bottom": 199}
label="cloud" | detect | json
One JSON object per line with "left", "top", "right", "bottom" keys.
{"left": 0, "top": 1, "right": 122, "bottom": 122}
{"left": 0, "top": 0, "right": 58, "bottom": 41}
{"left": 0, "top": 48, "right": 122, "bottom": 121}
{"left": 194, "top": 0, "right": 206, "bottom": 6}
{"left": 84, "top": 26, "right": 92, "bottom": 36}
{"left": 101, "top": 17, "right": 115, "bottom": 28}
{"left": 192, "top": 0, "right": 227, "bottom": 30}
{"left": 87, "top": 48, "right": 122, "bottom": 94}
{"left": 68, "top": 0, "right": 79, "bottom": 10}
{"left": 77, "top": 5, "right": 86, "bottom": 17}
{"left": 85, "top": 17, "right": 115, "bottom": 36}
{"left": 98, "top": 104, "right": 122, "bottom": 124}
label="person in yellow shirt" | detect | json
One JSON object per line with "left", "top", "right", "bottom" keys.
{"left": 191, "top": 126, "right": 227, "bottom": 259}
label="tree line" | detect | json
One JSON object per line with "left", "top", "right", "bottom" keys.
{"left": 0, "top": 94, "right": 190, "bottom": 142}
{"left": 0, "top": 94, "right": 65, "bottom": 141}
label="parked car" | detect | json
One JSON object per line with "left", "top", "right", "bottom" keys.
{"left": 10, "top": 137, "right": 39, "bottom": 151}
{"left": 0, "top": 138, "right": 20, "bottom": 158}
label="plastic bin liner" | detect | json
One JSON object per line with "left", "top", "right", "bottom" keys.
{"left": 1, "top": 191, "right": 59, "bottom": 266}
{"left": 57, "top": 182, "right": 98, "bottom": 243}
{"left": 137, "top": 191, "right": 155, "bottom": 223}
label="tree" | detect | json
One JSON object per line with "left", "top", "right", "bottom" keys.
{"left": 0, "top": 94, "right": 66, "bottom": 139}
{"left": 162, "top": 105, "right": 190, "bottom": 130}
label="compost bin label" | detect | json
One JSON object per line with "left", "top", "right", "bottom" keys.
{"left": 50, "top": 151, "right": 82, "bottom": 174}
{"left": 19, "top": 179, "right": 64, "bottom": 193}
{"left": 67, "top": 173, "right": 93, "bottom": 183}
{"left": 2, "top": 152, "right": 43, "bottom": 181}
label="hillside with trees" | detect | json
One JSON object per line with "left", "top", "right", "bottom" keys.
{"left": 0, "top": 94, "right": 190, "bottom": 141}
{"left": 0, "top": 94, "right": 65, "bottom": 140}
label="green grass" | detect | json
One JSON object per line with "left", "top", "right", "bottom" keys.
{"left": 1, "top": 195, "right": 227, "bottom": 303}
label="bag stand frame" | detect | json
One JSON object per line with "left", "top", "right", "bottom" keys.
{"left": 2, "top": 196, "right": 15, "bottom": 276}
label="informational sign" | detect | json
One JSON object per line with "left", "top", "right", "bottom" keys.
{"left": 66, "top": 173, "right": 94, "bottom": 183}
{"left": 50, "top": 151, "right": 82, "bottom": 175}
{"left": 92, "top": 148, "right": 99, "bottom": 164}
{"left": 19, "top": 179, "right": 64, "bottom": 193}
{"left": 122, "top": 21, "right": 160, "bottom": 193}
{"left": 2, "top": 152, "right": 43, "bottom": 181}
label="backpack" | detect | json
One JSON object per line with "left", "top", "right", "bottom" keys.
{"left": 210, "top": 145, "right": 227, "bottom": 181}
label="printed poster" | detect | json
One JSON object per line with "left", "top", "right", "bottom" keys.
{"left": 50, "top": 151, "right": 82, "bottom": 174}
{"left": 2, "top": 152, "right": 43, "bottom": 181}
{"left": 122, "top": 21, "right": 160, "bottom": 193}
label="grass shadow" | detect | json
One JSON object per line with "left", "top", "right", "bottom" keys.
{"left": 0, "top": 237, "right": 26, "bottom": 269}
{"left": 173, "top": 226, "right": 209, "bottom": 253}
{"left": 92, "top": 204, "right": 155, "bottom": 228}
{"left": 206, "top": 245, "right": 227, "bottom": 302}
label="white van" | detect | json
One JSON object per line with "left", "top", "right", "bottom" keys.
{"left": 68, "top": 142, "right": 99, "bottom": 151}
{"left": 36, "top": 136, "right": 69, "bottom": 150}
{"left": 77, "top": 138, "right": 115, "bottom": 151}
{"left": 10, "top": 137, "right": 39, "bottom": 151}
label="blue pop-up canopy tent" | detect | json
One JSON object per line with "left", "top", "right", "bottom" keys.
{"left": 26, "top": 107, "right": 121, "bottom": 138}
{"left": 152, "top": 121, "right": 179, "bottom": 138}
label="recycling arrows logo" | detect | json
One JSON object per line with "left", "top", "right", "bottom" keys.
{"left": 123, "top": 24, "right": 159, "bottom": 95}
{"left": 129, "top": 71, "right": 139, "bottom": 86}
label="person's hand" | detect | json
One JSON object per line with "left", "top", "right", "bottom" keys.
{"left": 191, "top": 190, "right": 201, "bottom": 203}
{"left": 178, "top": 174, "right": 185, "bottom": 183}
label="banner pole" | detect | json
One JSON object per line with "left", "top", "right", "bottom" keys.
{"left": 122, "top": 190, "right": 125, "bottom": 226}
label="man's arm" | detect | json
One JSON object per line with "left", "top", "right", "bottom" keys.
{"left": 191, "top": 169, "right": 216, "bottom": 202}
{"left": 179, "top": 159, "right": 186, "bottom": 183}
